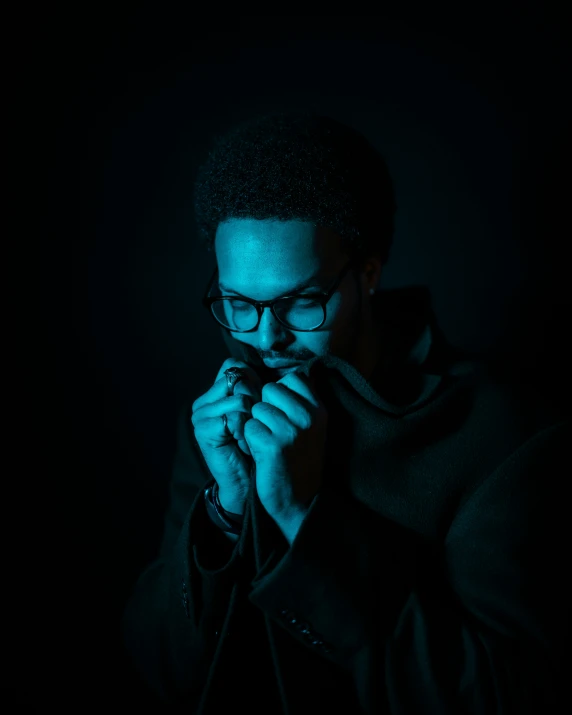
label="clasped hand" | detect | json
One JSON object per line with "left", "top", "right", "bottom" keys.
{"left": 242, "top": 371, "right": 328, "bottom": 528}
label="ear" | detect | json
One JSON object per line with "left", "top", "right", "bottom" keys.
{"left": 360, "top": 256, "right": 383, "bottom": 293}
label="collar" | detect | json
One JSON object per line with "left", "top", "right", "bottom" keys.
{"left": 219, "top": 285, "right": 465, "bottom": 414}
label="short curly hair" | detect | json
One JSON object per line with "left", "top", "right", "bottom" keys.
{"left": 192, "top": 111, "right": 397, "bottom": 268}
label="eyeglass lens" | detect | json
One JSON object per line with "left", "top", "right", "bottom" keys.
{"left": 211, "top": 297, "right": 325, "bottom": 331}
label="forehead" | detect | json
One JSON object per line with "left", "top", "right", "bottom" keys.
{"left": 216, "top": 218, "right": 343, "bottom": 256}
{"left": 215, "top": 218, "right": 344, "bottom": 277}
{"left": 214, "top": 220, "right": 347, "bottom": 300}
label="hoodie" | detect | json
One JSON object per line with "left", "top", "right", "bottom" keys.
{"left": 122, "top": 285, "right": 569, "bottom": 714}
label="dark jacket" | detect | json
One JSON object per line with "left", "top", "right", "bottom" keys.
{"left": 122, "top": 285, "right": 569, "bottom": 714}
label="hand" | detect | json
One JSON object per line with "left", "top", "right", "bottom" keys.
{"left": 242, "top": 370, "right": 328, "bottom": 526}
{"left": 191, "top": 358, "right": 263, "bottom": 515}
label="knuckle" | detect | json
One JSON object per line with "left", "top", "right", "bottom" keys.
{"left": 223, "top": 358, "right": 247, "bottom": 369}
{"left": 190, "top": 405, "right": 204, "bottom": 425}
{"left": 251, "top": 401, "right": 263, "bottom": 417}
{"left": 193, "top": 412, "right": 214, "bottom": 430}
{"left": 261, "top": 382, "right": 275, "bottom": 399}
{"left": 191, "top": 418, "right": 206, "bottom": 436}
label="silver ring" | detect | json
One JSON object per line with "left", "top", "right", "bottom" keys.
{"left": 221, "top": 413, "right": 228, "bottom": 431}
{"left": 224, "top": 367, "right": 245, "bottom": 394}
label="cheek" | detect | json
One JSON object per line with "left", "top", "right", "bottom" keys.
{"left": 321, "top": 292, "right": 359, "bottom": 348}
{"left": 323, "top": 290, "right": 354, "bottom": 332}
{"left": 299, "top": 332, "right": 330, "bottom": 356}
{"left": 233, "top": 333, "right": 256, "bottom": 347}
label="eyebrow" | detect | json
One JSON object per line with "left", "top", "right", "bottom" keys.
{"left": 218, "top": 274, "right": 324, "bottom": 299}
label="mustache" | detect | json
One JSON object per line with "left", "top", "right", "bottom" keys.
{"left": 262, "top": 357, "right": 311, "bottom": 363}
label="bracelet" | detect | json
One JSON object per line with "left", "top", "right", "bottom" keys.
{"left": 204, "top": 481, "right": 243, "bottom": 535}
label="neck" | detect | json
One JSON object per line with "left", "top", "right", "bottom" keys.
{"left": 349, "top": 312, "right": 383, "bottom": 382}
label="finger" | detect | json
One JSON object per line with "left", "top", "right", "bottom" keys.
{"left": 193, "top": 415, "right": 234, "bottom": 447}
{"left": 222, "top": 410, "right": 253, "bottom": 454}
{"left": 258, "top": 383, "right": 315, "bottom": 429}
{"left": 191, "top": 393, "right": 254, "bottom": 424}
{"left": 192, "top": 362, "right": 261, "bottom": 413}
{"left": 275, "top": 371, "right": 321, "bottom": 408}
{"left": 214, "top": 359, "right": 263, "bottom": 392}
{"left": 192, "top": 411, "right": 250, "bottom": 450}
{"left": 216, "top": 360, "right": 264, "bottom": 403}
{"left": 251, "top": 400, "right": 298, "bottom": 434}
{"left": 192, "top": 376, "right": 230, "bottom": 413}
{"left": 226, "top": 411, "right": 253, "bottom": 456}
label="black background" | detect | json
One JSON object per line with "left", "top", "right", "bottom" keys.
{"left": 16, "top": 10, "right": 571, "bottom": 708}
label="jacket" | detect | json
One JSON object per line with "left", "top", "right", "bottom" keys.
{"left": 122, "top": 284, "right": 569, "bottom": 714}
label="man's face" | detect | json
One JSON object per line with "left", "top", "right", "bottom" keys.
{"left": 214, "top": 218, "right": 381, "bottom": 380}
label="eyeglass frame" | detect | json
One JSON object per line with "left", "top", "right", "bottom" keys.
{"left": 201, "top": 257, "right": 358, "bottom": 332}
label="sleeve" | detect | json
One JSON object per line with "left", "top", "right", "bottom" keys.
{"left": 247, "top": 420, "right": 570, "bottom": 714}
{"left": 121, "top": 402, "right": 246, "bottom": 706}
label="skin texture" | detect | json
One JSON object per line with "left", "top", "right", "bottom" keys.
{"left": 214, "top": 218, "right": 384, "bottom": 383}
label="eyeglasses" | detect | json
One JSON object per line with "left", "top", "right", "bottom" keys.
{"left": 202, "top": 258, "right": 356, "bottom": 332}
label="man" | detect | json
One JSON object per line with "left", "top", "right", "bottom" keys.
{"left": 122, "top": 111, "right": 568, "bottom": 713}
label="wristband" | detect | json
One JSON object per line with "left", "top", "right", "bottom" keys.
{"left": 204, "top": 481, "right": 243, "bottom": 535}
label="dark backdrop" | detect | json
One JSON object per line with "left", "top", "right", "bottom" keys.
{"left": 25, "top": 11, "right": 571, "bottom": 708}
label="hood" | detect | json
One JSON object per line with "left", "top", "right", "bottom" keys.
{"left": 219, "top": 285, "right": 473, "bottom": 416}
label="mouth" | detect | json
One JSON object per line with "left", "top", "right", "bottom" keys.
{"left": 263, "top": 360, "right": 304, "bottom": 370}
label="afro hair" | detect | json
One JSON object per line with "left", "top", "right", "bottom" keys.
{"left": 192, "top": 111, "right": 397, "bottom": 268}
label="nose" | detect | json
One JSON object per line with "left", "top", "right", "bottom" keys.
{"left": 256, "top": 306, "right": 294, "bottom": 350}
